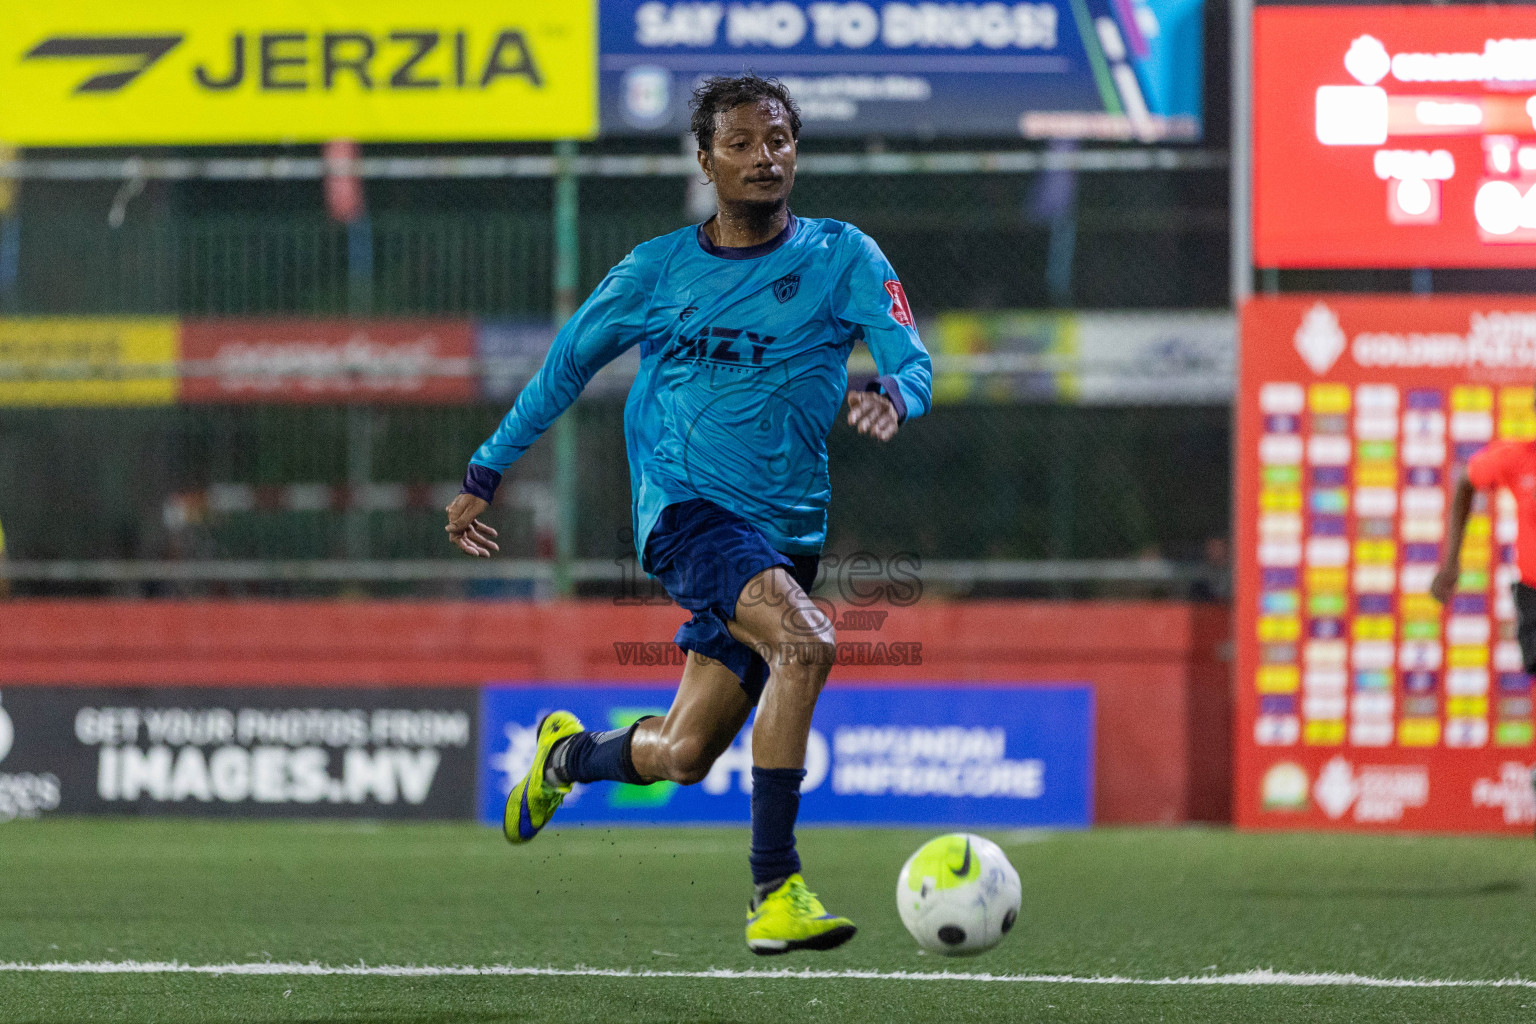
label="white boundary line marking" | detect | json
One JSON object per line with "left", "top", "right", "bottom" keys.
{"left": 0, "top": 962, "right": 1531, "bottom": 988}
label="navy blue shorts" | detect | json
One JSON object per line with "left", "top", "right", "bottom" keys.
{"left": 643, "top": 498, "right": 820, "bottom": 703}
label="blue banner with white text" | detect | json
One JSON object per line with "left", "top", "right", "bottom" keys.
{"left": 478, "top": 684, "right": 1093, "bottom": 827}
{"left": 599, "top": 0, "right": 1202, "bottom": 139}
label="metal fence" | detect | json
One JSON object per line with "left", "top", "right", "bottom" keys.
{"left": 0, "top": 146, "right": 1229, "bottom": 316}
{"left": 0, "top": 143, "right": 1232, "bottom": 600}
{"left": 0, "top": 399, "right": 1230, "bottom": 600}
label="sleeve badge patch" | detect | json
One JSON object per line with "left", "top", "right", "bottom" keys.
{"left": 884, "top": 280, "right": 914, "bottom": 327}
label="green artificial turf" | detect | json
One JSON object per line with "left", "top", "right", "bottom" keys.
{"left": 2, "top": 820, "right": 1535, "bottom": 1022}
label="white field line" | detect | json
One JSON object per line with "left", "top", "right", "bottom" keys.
{"left": 0, "top": 962, "right": 1532, "bottom": 988}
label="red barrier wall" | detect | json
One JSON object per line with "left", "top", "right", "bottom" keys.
{"left": 0, "top": 600, "right": 1232, "bottom": 825}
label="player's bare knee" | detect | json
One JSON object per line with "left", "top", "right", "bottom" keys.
{"left": 770, "top": 630, "right": 836, "bottom": 694}
{"left": 792, "top": 622, "right": 837, "bottom": 681}
{"left": 663, "top": 734, "right": 715, "bottom": 786}
{"left": 802, "top": 638, "right": 838, "bottom": 681}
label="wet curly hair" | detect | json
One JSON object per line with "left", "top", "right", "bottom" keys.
{"left": 689, "top": 73, "right": 802, "bottom": 153}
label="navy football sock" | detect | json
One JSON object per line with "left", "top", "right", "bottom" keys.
{"left": 749, "top": 766, "right": 806, "bottom": 888}
{"left": 548, "top": 718, "right": 653, "bottom": 786}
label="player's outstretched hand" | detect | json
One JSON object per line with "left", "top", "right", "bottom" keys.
{"left": 1429, "top": 561, "right": 1458, "bottom": 604}
{"left": 445, "top": 493, "right": 499, "bottom": 557}
{"left": 846, "top": 389, "right": 898, "bottom": 442}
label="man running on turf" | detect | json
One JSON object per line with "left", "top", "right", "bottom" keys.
{"left": 443, "top": 74, "right": 931, "bottom": 955}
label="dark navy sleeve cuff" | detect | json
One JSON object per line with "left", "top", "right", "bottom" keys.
{"left": 865, "top": 375, "right": 909, "bottom": 424}
{"left": 460, "top": 463, "right": 503, "bottom": 502}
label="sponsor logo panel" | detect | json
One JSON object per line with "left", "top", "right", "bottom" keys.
{"left": 0, "top": 694, "right": 61, "bottom": 822}
{"left": 180, "top": 319, "right": 474, "bottom": 404}
{"left": 0, "top": 687, "right": 477, "bottom": 820}
{"left": 479, "top": 684, "right": 1093, "bottom": 827}
{"left": 1237, "top": 295, "right": 1536, "bottom": 833}
{"left": 599, "top": 0, "right": 1204, "bottom": 140}
{"left": 885, "top": 280, "right": 914, "bottom": 327}
{"left": 929, "top": 310, "right": 1234, "bottom": 405}
{"left": 1472, "top": 761, "right": 1536, "bottom": 825}
{"left": 0, "top": 0, "right": 595, "bottom": 145}
{"left": 1312, "top": 756, "right": 1428, "bottom": 823}
{"left": 1261, "top": 761, "right": 1309, "bottom": 810}
{"left": 0, "top": 318, "right": 178, "bottom": 407}
{"left": 1249, "top": 750, "right": 1536, "bottom": 831}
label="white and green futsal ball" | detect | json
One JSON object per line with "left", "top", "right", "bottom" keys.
{"left": 896, "top": 833, "right": 1021, "bottom": 956}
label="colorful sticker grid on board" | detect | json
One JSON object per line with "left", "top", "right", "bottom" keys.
{"left": 1251, "top": 382, "right": 1536, "bottom": 754}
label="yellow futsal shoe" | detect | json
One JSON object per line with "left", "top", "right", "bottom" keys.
{"left": 503, "top": 711, "right": 583, "bottom": 844}
{"left": 745, "top": 874, "right": 857, "bottom": 955}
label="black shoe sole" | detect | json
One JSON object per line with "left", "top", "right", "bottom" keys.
{"left": 750, "top": 924, "right": 857, "bottom": 956}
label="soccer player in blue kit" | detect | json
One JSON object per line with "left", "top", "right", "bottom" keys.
{"left": 443, "top": 75, "right": 932, "bottom": 954}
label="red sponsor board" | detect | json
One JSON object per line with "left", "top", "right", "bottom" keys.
{"left": 1237, "top": 295, "right": 1536, "bottom": 832}
{"left": 180, "top": 320, "right": 474, "bottom": 403}
{"left": 1255, "top": 6, "right": 1536, "bottom": 268}
{"left": 0, "top": 600, "right": 1233, "bottom": 825}
{"left": 1248, "top": 751, "right": 1535, "bottom": 830}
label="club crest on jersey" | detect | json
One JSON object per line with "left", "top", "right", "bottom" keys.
{"left": 772, "top": 274, "right": 800, "bottom": 303}
{"left": 885, "top": 280, "right": 914, "bottom": 327}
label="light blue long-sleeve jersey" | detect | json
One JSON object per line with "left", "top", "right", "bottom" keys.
{"left": 468, "top": 215, "right": 932, "bottom": 559}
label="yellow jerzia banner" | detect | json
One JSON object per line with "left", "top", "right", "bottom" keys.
{"left": 0, "top": 0, "right": 596, "bottom": 144}
{"left": 0, "top": 319, "right": 178, "bottom": 406}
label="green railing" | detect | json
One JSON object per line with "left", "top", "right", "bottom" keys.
{"left": 3, "top": 163, "right": 1228, "bottom": 316}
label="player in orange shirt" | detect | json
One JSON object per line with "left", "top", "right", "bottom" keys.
{"left": 1432, "top": 441, "right": 1536, "bottom": 644}
{"left": 1435, "top": 438, "right": 1536, "bottom": 825}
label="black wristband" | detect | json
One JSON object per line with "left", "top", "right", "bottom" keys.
{"left": 864, "top": 375, "right": 909, "bottom": 423}
{"left": 460, "top": 464, "right": 503, "bottom": 502}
